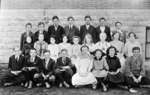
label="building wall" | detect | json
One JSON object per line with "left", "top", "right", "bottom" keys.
{"left": 0, "top": 0, "right": 150, "bottom": 67}
{"left": 0, "top": 9, "right": 149, "bottom": 63}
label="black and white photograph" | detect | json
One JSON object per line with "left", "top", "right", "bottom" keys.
{"left": 0, "top": 0, "right": 150, "bottom": 95}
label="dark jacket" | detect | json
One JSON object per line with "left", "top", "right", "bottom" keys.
{"left": 42, "top": 58, "right": 55, "bottom": 75}
{"left": 96, "top": 26, "right": 111, "bottom": 42}
{"left": 8, "top": 55, "right": 25, "bottom": 71}
{"left": 24, "top": 56, "right": 43, "bottom": 73}
{"left": 80, "top": 25, "right": 97, "bottom": 43}
{"left": 56, "top": 57, "right": 73, "bottom": 69}
{"left": 48, "top": 25, "right": 65, "bottom": 43}
{"left": 20, "top": 32, "right": 34, "bottom": 50}
{"left": 34, "top": 30, "right": 49, "bottom": 43}
{"left": 64, "top": 25, "right": 80, "bottom": 43}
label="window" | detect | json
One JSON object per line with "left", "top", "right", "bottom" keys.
{"left": 145, "top": 26, "right": 150, "bottom": 59}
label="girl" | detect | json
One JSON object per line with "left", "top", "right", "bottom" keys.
{"left": 83, "top": 33, "right": 96, "bottom": 53}
{"left": 92, "top": 49, "right": 109, "bottom": 91}
{"left": 124, "top": 32, "right": 141, "bottom": 57}
{"left": 110, "top": 32, "right": 125, "bottom": 72}
{"left": 72, "top": 45, "right": 97, "bottom": 89}
{"left": 34, "top": 34, "right": 48, "bottom": 59}
{"left": 48, "top": 36, "right": 59, "bottom": 61}
{"left": 105, "top": 46, "right": 124, "bottom": 90}
{"left": 95, "top": 33, "right": 110, "bottom": 54}
{"left": 59, "top": 35, "right": 72, "bottom": 56}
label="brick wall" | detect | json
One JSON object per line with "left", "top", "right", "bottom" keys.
{"left": 0, "top": 9, "right": 150, "bottom": 64}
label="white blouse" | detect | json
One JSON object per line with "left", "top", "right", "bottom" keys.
{"left": 48, "top": 44, "right": 59, "bottom": 60}
{"left": 95, "top": 41, "right": 111, "bottom": 53}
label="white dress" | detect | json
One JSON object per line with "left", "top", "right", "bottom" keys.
{"left": 95, "top": 41, "right": 111, "bottom": 54}
{"left": 85, "top": 43, "right": 96, "bottom": 53}
{"left": 72, "top": 57, "right": 97, "bottom": 86}
{"left": 70, "top": 44, "right": 81, "bottom": 65}
{"left": 48, "top": 44, "right": 59, "bottom": 61}
{"left": 59, "top": 43, "right": 72, "bottom": 56}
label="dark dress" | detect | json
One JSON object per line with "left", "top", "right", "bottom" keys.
{"left": 1, "top": 55, "right": 25, "bottom": 85}
{"left": 22, "top": 43, "right": 33, "bottom": 57}
{"left": 96, "top": 26, "right": 112, "bottom": 42}
{"left": 48, "top": 25, "right": 65, "bottom": 44}
{"left": 80, "top": 25, "right": 97, "bottom": 43}
{"left": 20, "top": 32, "right": 34, "bottom": 51}
{"left": 34, "top": 30, "right": 49, "bottom": 43}
{"left": 64, "top": 25, "right": 80, "bottom": 43}
{"left": 105, "top": 56, "right": 124, "bottom": 84}
{"left": 55, "top": 57, "right": 73, "bottom": 84}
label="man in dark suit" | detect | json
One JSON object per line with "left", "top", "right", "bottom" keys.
{"left": 20, "top": 23, "right": 34, "bottom": 51}
{"left": 112, "top": 21, "right": 127, "bottom": 43}
{"left": 23, "top": 48, "right": 43, "bottom": 88}
{"left": 34, "top": 22, "right": 49, "bottom": 43}
{"left": 41, "top": 50, "right": 56, "bottom": 88}
{"left": 55, "top": 49, "right": 73, "bottom": 88}
{"left": 64, "top": 16, "right": 80, "bottom": 43}
{"left": 96, "top": 17, "right": 111, "bottom": 42}
{"left": 48, "top": 16, "right": 65, "bottom": 44}
{"left": 80, "top": 15, "right": 97, "bottom": 43}
{"left": 1, "top": 47, "right": 25, "bottom": 86}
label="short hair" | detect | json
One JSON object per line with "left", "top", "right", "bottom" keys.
{"left": 106, "top": 46, "right": 118, "bottom": 56}
{"left": 72, "top": 36, "right": 80, "bottom": 41}
{"left": 52, "top": 16, "right": 59, "bottom": 20}
{"left": 43, "top": 50, "right": 50, "bottom": 54}
{"left": 94, "top": 49, "right": 105, "bottom": 57}
{"left": 80, "top": 45, "right": 89, "bottom": 52}
{"left": 50, "top": 35, "right": 56, "bottom": 39}
{"left": 25, "top": 23, "right": 32, "bottom": 27}
{"left": 132, "top": 47, "right": 140, "bottom": 52}
{"left": 128, "top": 32, "right": 137, "bottom": 39}
{"left": 67, "top": 16, "right": 74, "bottom": 21}
{"left": 112, "top": 32, "right": 121, "bottom": 40}
{"left": 84, "top": 15, "right": 92, "bottom": 20}
{"left": 99, "top": 17, "right": 106, "bottom": 21}
{"left": 115, "top": 21, "right": 122, "bottom": 26}
{"left": 30, "top": 48, "right": 36, "bottom": 52}
{"left": 38, "top": 22, "right": 45, "bottom": 27}
{"left": 61, "top": 49, "right": 68, "bottom": 53}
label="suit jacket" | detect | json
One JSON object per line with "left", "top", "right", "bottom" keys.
{"left": 42, "top": 58, "right": 55, "bottom": 75}
{"left": 24, "top": 56, "right": 43, "bottom": 73}
{"left": 34, "top": 30, "right": 49, "bottom": 43}
{"left": 56, "top": 57, "right": 73, "bottom": 69}
{"left": 112, "top": 29, "right": 127, "bottom": 43}
{"left": 48, "top": 25, "right": 65, "bottom": 44}
{"left": 80, "top": 25, "right": 97, "bottom": 43}
{"left": 96, "top": 26, "right": 112, "bottom": 42}
{"left": 64, "top": 25, "right": 80, "bottom": 43}
{"left": 20, "top": 32, "right": 34, "bottom": 51}
{"left": 8, "top": 55, "right": 25, "bottom": 71}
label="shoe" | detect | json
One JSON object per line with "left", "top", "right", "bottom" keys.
{"left": 36, "top": 83, "right": 42, "bottom": 87}
{"left": 4, "top": 83, "right": 12, "bottom": 87}
{"left": 129, "top": 88, "right": 138, "bottom": 93}
{"left": 63, "top": 81, "right": 70, "bottom": 88}
{"left": 45, "top": 82, "right": 51, "bottom": 88}
{"left": 92, "top": 84, "right": 97, "bottom": 90}
{"left": 59, "top": 83, "right": 63, "bottom": 88}
{"left": 102, "top": 85, "right": 108, "bottom": 92}
{"left": 24, "top": 82, "right": 28, "bottom": 88}
{"left": 27, "top": 81, "right": 32, "bottom": 89}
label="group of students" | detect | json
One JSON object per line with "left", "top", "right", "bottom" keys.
{"left": 0, "top": 15, "right": 150, "bottom": 93}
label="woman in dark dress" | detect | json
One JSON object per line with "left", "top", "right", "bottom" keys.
{"left": 105, "top": 46, "right": 124, "bottom": 90}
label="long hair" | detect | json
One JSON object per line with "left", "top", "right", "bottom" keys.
{"left": 83, "top": 33, "right": 93, "bottom": 44}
